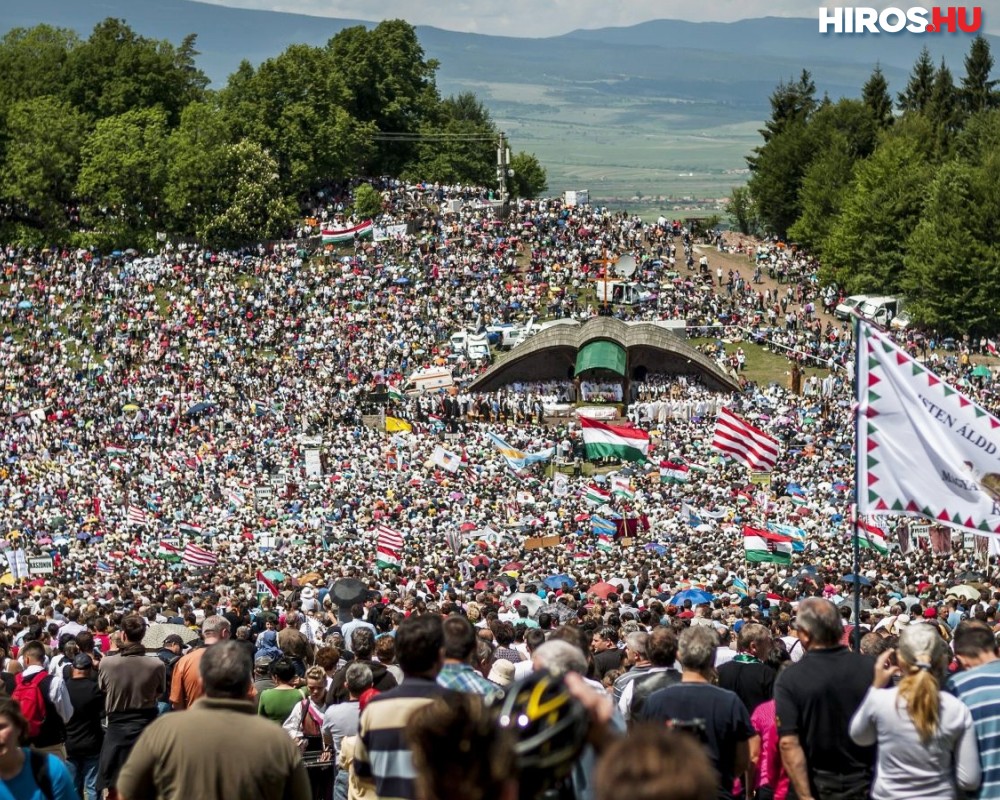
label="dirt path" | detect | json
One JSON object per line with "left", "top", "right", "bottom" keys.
{"left": 692, "top": 236, "right": 839, "bottom": 328}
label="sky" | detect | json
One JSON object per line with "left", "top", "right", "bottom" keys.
{"left": 193, "top": 0, "right": 1000, "bottom": 37}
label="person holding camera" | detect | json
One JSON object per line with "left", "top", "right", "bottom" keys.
{"left": 635, "top": 625, "right": 754, "bottom": 800}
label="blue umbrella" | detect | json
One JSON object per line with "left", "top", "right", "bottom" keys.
{"left": 394, "top": 277, "right": 410, "bottom": 285}
{"left": 667, "top": 589, "right": 716, "bottom": 606}
{"left": 16, "top": 300, "right": 33, "bottom": 310}
{"left": 543, "top": 574, "right": 576, "bottom": 590}
{"left": 841, "top": 574, "right": 872, "bottom": 587}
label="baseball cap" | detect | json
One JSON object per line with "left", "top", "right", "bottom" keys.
{"left": 72, "top": 654, "right": 94, "bottom": 670}
{"left": 923, "top": 607, "right": 937, "bottom": 619}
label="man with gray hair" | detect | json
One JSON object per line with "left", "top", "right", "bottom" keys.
{"left": 775, "top": 598, "right": 874, "bottom": 800}
{"left": 637, "top": 625, "right": 753, "bottom": 800}
{"left": 117, "top": 641, "right": 310, "bottom": 800}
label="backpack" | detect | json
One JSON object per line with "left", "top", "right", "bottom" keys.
{"left": 28, "top": 750, "right": 54, "bottom": 800}
{"left": 12, "top": 671, "right": 47, "bottom": 740}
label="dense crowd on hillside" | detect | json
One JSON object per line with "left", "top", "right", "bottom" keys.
{"left": 0, "top": 182, "right": 997, "bottom": 800}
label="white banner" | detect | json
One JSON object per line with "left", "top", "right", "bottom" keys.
{"left": 304, "top": 448, "right": 322, "bottom": 478}
{"left": 373, "top": 224, "right": 408, "bottom": 242}
{"left": 28, "top": 556, "right": 54, "bottom": 576}
{"left": 576, "top": 406, "right": 619, "bottom": 420}
{"left": 552, "top": 472, "right": 569, "bottom": 497}
{"left": 858, "top": 323, "right": 1000, "bottom": 534}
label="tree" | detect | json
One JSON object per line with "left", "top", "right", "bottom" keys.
{"left": 821, "top": 119, "right": 935, "bottom": 292}
{"left": 748, "top": 70, "right": 816, "bottom": 170}
{"left": 352, "top": 183, "right": 383, "bottom": 220}
{"left": 0, "top": 25, "right": 78, "bottom": 109}
{"left": 961, "top": 35, "right": 999, "bottom": 114}
{"left": 221, "top": 44, "right": 374, "bottom": 193}
{"left": 747, "top": 120, "right": 817, "bottom": 237}
{"left": 788, "top": 99, "right": 876, "bottom": 252}
{"left": 327, "top": 20, "right": 440, "bottom": 175}
{"left": 164, "top": 101, "right": 233, "bottom": 233}
{"left": 862, "top": 64, "right": 894, "bottom": 129}
{"left": 897, "top": 46, "right": 935, "bottom": 114}
{"left": 198, "top": 141, "right": 296, "bottom": 247}
{"left": 76, "top": 107, "right": 169, "bottom": 235}
{"left": 926, "top": 59, "right": 961, "bottom": 153}
{"left": 406, "top": 93, "right": 497, "bottom": 186}
{"left": 63, "top": 19, "right": 208, "bottom": 124}
{"left": 726, "top": 185, "right": 758, "bottom": 235}
{"left": 902, "top": 160, "right": 1000, "bottom": 334}
{"left": 0, "top": 96, "right": 88, "bottom": 230}
{"left": 509, "top": 152, "right": 548, "bottom": 199}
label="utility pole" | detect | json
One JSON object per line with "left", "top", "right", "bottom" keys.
{"left": 497, "top": 131, "right": 511, "bottom": 217}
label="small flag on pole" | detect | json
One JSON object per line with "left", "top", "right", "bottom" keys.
{"left": 854, "top": 517, "right": 889, "bottom": 555}
{"left": 376, "top": 525, "right": 405, "bottom": 569}
{"left": 155, "top": 541, "right": 182, "bottom": 562}
{"left": 582, "top": 484, "right": 610, "bottom": 506}
{"left": 181, "top": 542, "right": 217, "bottom": 567}
{"left": 712, "top": 408, "right": 780, "bottom": 472}
{"left": 743, "top": 526, "right": 792, "bottom": 564}
{"left": 256, "top": 570, "right": 280, "bottom": 599}
{"left": 126, "top": 505, "right": 148, "bottom": 527}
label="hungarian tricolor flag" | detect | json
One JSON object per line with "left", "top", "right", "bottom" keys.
{"left": 854, "top": 517, "right": 889, "bottom": 555}
{"left": 583, "top": 484, "right": 611, "bottom": 505}
{"left": 743, "top": 525, "right": 793, "bottom": 565}
{"left": 579, "top": 418, "right": 649, "bottom": 463}
{"left": 659, "top": 461, "right": 690, "bottom": 484}
{"left": 154, "top": 541, "right": 181, "bottom": 562}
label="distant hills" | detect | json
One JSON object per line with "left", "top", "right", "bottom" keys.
{"left": 5, "top": 1, "right": 994, "bottom": 204}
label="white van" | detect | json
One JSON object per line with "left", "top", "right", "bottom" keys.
{"left": 404, "top": 368, "right": 454, "bottom": 395}
{"left": 834, "top": 294, "right": 869, "bottom": 321}
{"left": 857, "top": 296, "right": 901, "bottom": 327}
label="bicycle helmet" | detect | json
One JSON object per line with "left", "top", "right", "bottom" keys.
{"left": 495, "top": 669, "right": 588, "bottom": 795}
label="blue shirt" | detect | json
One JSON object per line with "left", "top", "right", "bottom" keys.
{"left": 947, "top": 659, "right": 1000, "bottom": 799}
{"left": 0, "top": 749, "right": 77, "bottom": 800}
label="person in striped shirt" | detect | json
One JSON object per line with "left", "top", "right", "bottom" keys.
{"left": 352, "top": 615, "right": 453, "bottom": 800}
{"left": 947, "top": 621, "right": 1000, "bottom": 799}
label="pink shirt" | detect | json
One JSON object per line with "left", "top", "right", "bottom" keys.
{"left": 751, "top": 699, "right": 789, "bottom": 800}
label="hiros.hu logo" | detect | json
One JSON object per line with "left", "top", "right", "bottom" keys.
{"left": 819, "top": 6, "right": 983, "bottom": 33}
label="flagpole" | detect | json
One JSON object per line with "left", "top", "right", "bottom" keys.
{"left": 852, "top": 314, "right": 862, "bottom": 653}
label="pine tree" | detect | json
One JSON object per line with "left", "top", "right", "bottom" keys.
{"left": 897, "top": 46, "right": 935, "bottom": 114}
{"left": 862, "top": 64, "right": 894, "bottom": 128}
{"left": 927, "top": 59, "right": 961, "bottom": 153}
{"left": 748, "top": 70, "right": 816, "bottom": 170}
{"left": 961, "top": 35, "right": 999, "bottom": 114}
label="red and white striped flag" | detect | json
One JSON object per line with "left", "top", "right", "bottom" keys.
{"left": 375, "top": 524, "right": 405, "bottom": 569}
{"left": 712, "top": 408, "right": 780, "bottom": 472}
{"left": 126, "top": 505, "right": 148, "bottom": 527}
{"left": 182, "top": 542, "right": 218, "bottom": 567}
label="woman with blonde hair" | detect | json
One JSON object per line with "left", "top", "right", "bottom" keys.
{"left": 849, "top": 623, "right": 980, "bottom": 799}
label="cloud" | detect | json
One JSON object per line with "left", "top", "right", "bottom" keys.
{"left": 195, "top": 0, "right": 998, "bottom": 37}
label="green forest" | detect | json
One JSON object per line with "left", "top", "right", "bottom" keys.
{"left": 0, "top": 19, "right": 547, "bottom": 248}
{"left": 736, "top": 37, "right": 1000, "bottom": 336}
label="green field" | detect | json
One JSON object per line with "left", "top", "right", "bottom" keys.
{"left": 440, "top": 78, "right": 761, "bottom": 206}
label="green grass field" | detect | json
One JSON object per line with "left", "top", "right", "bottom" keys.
{"left": 443, "top": 78, "right": 761, "bottom": 207}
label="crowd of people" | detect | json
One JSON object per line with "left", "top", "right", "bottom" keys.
{"left": 0, "top": 181, "right": 997, "bottom": 799}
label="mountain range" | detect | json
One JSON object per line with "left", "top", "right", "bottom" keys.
{"left": 5, "top": 0, "right": 994, "bottom": 205}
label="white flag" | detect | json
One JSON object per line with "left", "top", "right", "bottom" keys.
{"left": 552, "top": 472, "right": 569, "bottom": 497}
{"left": 858, "top": 322, "right": 1000, "bottom": 534}
{"left": 431, "top": 445, "right": 461, "bottom": 473}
